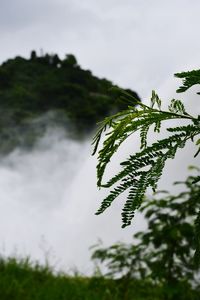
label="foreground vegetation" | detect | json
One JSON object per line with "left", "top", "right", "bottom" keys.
{"left": 0, "top": 256, "right": 199, "bottom": 300}
{"left": 93, "top": 68, "right": 200, "bottom": 260}
{"left": 92, "top": 172, "right": 200, "bottom": 300}
{"left": 0, "top": 173, "right": 199, "bottom": 299}
{"left": 91, "top": 69, "right": 200, "bottom": 298}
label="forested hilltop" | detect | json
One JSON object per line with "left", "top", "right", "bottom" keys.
{"left": 0, "top": 51, "right": 139, "bottom": 152}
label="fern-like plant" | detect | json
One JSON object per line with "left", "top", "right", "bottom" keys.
{"left": 92, "top": 69, "right": 200, "bottom": 229}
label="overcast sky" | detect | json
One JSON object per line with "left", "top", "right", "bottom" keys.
{"left": 1, "top": 0, "right": 200, "bottom": 97}
{"left": 1, "top": 0, "right": 200, "bottom": 273}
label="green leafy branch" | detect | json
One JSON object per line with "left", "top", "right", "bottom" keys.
{"left": 91, "top": 173, "right": 200, "bottom": 288}
{"left": 92, "top": 73, "right": 200, "bottom": 228}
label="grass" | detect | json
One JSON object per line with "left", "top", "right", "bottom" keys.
{"left": 0, "top": 256, "right": 199, "bottom": 300}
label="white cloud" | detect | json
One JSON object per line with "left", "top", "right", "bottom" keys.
{"left": 1, "top": 0, "right": 200, "bottom": 96}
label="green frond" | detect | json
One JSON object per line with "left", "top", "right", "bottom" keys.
{"left": 192, "top": 176, "right": 200, "bottom": 184}
{"left": 167, "top": 124, "right": 198, "bottom": 133}
{"left": 96, "top": 130, "right": 196, "bottom": 228}
{"left": 95, "top": 178, "right": 134, "bottom": 215}
{"left": 122, "top": 172, "right": 149, "bottom": 227}
{"left": 92, "top": 108, "right": 133, "bottom": 155}
{"left": 140, "top": 124, "right": 150, "bottom": 149}
{"left": 175, "top": 69, "right": 200, "bottom": 94}
{"left": 151, "top": 90, "right": 161, "bottom": 110}
{"left": 168, "top": 99, "right": 187, "bottom": 115}
{"left": 93, "top": 70, "right": 200, "bottom": 229}
{"left": 154, "top": 120, "right": 161, "bottom": 132}
{"left": 94, "top": 110, "right": 192, "bottom": 187}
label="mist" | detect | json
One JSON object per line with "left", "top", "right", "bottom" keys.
{"left": 0, "top": 74, "right": 199, "bottom": 274}
{"left": 0, "top": 125, "right": 145, "bottom": 274}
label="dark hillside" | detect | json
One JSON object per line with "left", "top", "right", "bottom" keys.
{"left": 0, "top": 51, "right": 140, "bottom": 128}
{"left": 0, "top": 51, "right": 140, "bottom": 152}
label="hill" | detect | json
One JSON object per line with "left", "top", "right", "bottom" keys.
{"left": 0, "top": 51, "right": 140, "bottom": 152}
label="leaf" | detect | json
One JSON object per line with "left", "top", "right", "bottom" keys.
{"left": 196, "top": 138, "right": 200, "bottom": 145}
{"left": 93, "top": 70, "right": 200, "bottom": 231}
{"left": 168, "top": 99, "right": 186, "bottom": 115}
{"left": 175, "top": 69, "right": 200, "bottom": 94}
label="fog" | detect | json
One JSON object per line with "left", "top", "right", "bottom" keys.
{"left": 1, "top": 0, "right": 200, "bottom": 274}
{"left": 0, "top": 75, "right": 199, "bottom": 274}
{"left": 0, "top": 126, "right": 145, "bottom": 274}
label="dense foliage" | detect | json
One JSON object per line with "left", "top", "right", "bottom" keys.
{"left": 93, "top": 69, "right": 200, "bottom": 229}
{"left": 92, "top": 173, "right": 200, "bottom": 300}
{"left": 0, "top": 51, "right": 139, "bottom": 152}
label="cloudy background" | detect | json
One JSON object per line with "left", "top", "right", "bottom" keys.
{"left": 0, "top": 0, "right": 200, "bottom": 274}
{"left": 1, "top": 0, "right": 200, "bottom": 96}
